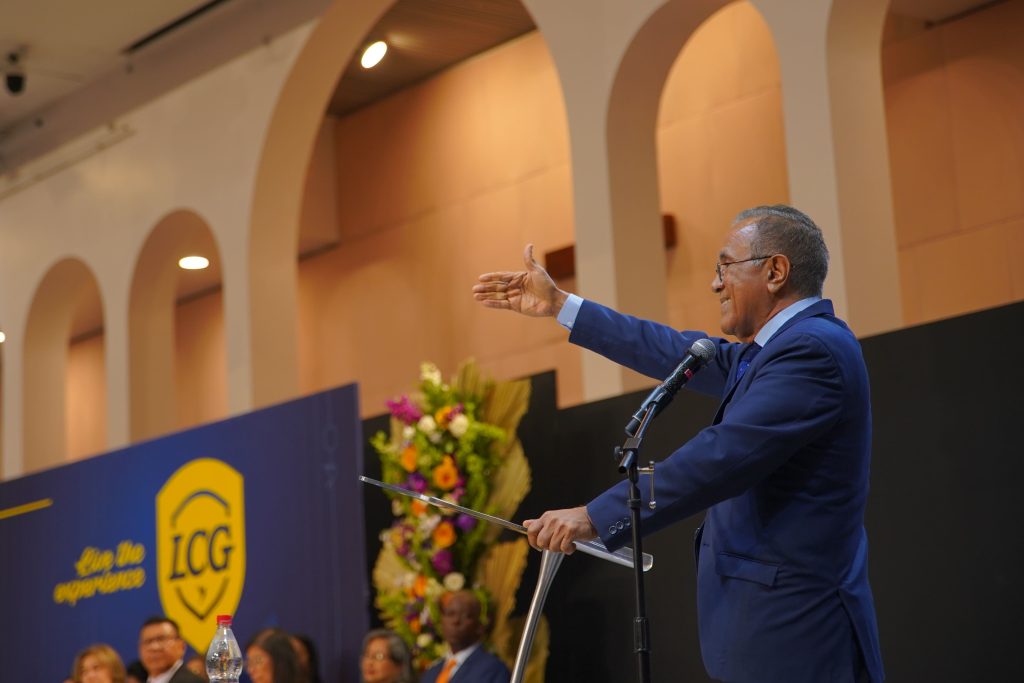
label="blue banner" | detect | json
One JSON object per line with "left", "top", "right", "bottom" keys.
{"left": 0, "top": 384, "right": 368, "bottom": 683}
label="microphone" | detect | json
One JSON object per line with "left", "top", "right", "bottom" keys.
{"left": 625, "top": 338, "right": 716, "bottom": 436}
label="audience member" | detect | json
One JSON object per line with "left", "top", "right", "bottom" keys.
{"left": 360, "top": 629, "right": 414, "bottom": 683}
{"left": 420, "top": 591, "right": 508, "bottom": 683}
{"left": 137, "top": 616, "right": 204, "bottom": 683}
{"left": 184, "top": 655, "right": 208, "bottom": 681}
{"left": 72, "top": 644, "right": 126, "bottom": 683}
{"left": 125, "top": 660, "right": 147, "bottom": 683}
{"left": 291, "top": 634, "right": 323, "bottom": 683}
{"left": 246, "top": 628, "right": 302, "bottom": 683}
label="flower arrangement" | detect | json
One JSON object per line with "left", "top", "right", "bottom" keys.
{"left": 371, "top": 361, "right": 543, "bottom": 676}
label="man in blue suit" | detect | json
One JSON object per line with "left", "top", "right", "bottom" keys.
{"left": 472, "top": 205, "right": 883, "bottom": 682}
{"left": 420, "top": 590, "right": 510, "bottom": 683}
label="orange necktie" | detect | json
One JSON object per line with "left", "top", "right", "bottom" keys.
{"left": 436, "top": 658, "right": 458, "bottom": 683}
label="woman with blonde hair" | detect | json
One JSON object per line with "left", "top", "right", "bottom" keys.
{"left": 72, "top": 644, "right": 126, "bottom": 683}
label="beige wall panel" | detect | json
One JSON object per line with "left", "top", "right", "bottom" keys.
{"left": 297, "top": 217, "right": 454, "bottom": 415}
{"left": 945, "top": 58, "right": 1024, "bottom": 230}
{"left": 884, "top": 62, "right": 960, "bottom": 247}
{"left": 66, "top": 335, "right": 107, "bottom": 461}
{"left": 708, "top": 89, "right": 789, "bottom": 220}
{"left": 175, "top": 292, "right": 228, "bottom": 432}
{"left": 899, "top": 223, "right": 1014, "bottom": 324}
{"left": 334, "top": 33, "right": 569, "bottom": 245}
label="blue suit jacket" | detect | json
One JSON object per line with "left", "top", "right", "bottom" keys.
{"left": 419, "top": 646, "right": 510, "bottom": 683}
{"left": 577, "top": 299, "right": 883, "bottom": 683}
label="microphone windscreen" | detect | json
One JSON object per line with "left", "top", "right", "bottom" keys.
{"left": 689, "top": 338, "right": 716, "bottom": 364}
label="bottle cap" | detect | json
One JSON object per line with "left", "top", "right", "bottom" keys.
{"left": 216, "top": 614, "right": 232, "bottom": 625}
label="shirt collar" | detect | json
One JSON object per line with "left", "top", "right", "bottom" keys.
{"left": 449, "top": 641, "right": 479, "bottom": 665}
{"left": 753, "top": 296, "right": 821, "bottom": 347}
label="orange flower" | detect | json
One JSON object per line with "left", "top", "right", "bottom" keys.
{"left": 410, "top": 500, "right": 427, "bottom": 517}
{"left": 410, "top": 618, "right": 422, "bottom": 634}
{"left": 432, "top": 456, "right": 459, "bottom": 491}
{"left": 412, "top": 574, "right": 428, "bottom": 598}
{"left": 435, "top": 406, "right": 453, "bottom": 428}
{"left": 400, "top": 445, "right": 418, "bottom": 472}
{"left": 432, "top": 521, "right": 456, "bottom": 549}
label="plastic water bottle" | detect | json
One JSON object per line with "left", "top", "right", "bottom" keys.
{"left": 206, "top": 614, "right": 243, "bottom": 682}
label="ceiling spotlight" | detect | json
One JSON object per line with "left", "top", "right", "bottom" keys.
{"left": 5, "top": 52, "right": 25, "bottom": 96}
{"left": 178, "top": 255, "right": 210, "bottom": 270}
{"left": 0, "top": 331, "right": 6, "bottom": 344}
{"left": 360, "top": 41, "right": 388, "bottom": 69}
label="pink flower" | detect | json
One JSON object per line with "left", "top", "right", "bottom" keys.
{"left": 386, "top": 396, "right": 423, "bottom": 424}
{"left": 432, "top": 549, "right": 454, "bottom": 574}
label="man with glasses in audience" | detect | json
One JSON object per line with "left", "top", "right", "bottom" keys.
{"left": 138, "top": 616, "right": 205, "bottom": 683}
{"left": 472, "top": 205, "right": 884, "bottom": 682}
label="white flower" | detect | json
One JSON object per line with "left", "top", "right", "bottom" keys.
{"left": 418, "top": 416, "right": 437, "bottom": 434}
{"left": 402, "top": 425, "right": 415, "bottom": 440}
{"left": 429, "top": 432, "right": 442, "bottom": 444}
{"left": 420, "top": 514, "right": 441, "bottom": 534}
{"left": 416, "top": 633, "right": 433, "bottom": 649}
{"left": 443, "top": 572, "right": 466, "bottom": 592}
{"left": 448, "top": 413, "right": 470, "bottom": 438}
{"left": 391, "top": 499, "right": 405, "bottom": 517}
{"left": 420, "top": 362, "right": 442, "bottom": 385}
{"left": 425, "top": 578, "right": 444, "bottom": 599}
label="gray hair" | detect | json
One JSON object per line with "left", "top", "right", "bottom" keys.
{"left": 361, "top": 629, "right": 415, "bottom": 683}
{"left": 734, "top": 204, "right": 829, "bottom": 297}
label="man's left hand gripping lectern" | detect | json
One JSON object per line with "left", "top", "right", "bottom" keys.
{"left": 360, "top": 476, "right": 654, "bottom": 683}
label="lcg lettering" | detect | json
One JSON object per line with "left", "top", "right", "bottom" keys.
{"left": 169, "top": 525, "right": 233, "bottom": 578}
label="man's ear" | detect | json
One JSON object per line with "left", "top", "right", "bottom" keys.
{"left": 766, "top": 254, "right": 790, "bottom": 294}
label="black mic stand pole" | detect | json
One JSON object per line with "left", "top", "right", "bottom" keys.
{"left": 615, "top": 398, "right": 662, "bottom": 683}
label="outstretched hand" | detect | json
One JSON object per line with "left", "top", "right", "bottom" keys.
{"left": 523, "top": 506, "right": 598, "bottom": 554}
{"left": 472, "top": 244, "right": 568, "bottom": 317}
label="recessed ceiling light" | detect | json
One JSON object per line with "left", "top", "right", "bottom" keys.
{"left": 0, "top": 331, "right": 6, "bottom": 344}
{"left": 361, "top": 41, "right": 388, "bottom": 69}
{"left": 178, "top": 256, "right": 210, "bottom": 270}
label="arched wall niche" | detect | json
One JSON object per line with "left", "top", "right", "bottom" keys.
{"left": 23, "top": 258, "right": 105, "bottom": 472}
{"left": 256, "top": 0, "right": 578, "bottom": 412}
{"left": 129, "top": 209, "right": 225, "bottom": 442}
{"left": 655, "top": 0, "right": 789, "bottom": 335}
{"left": 297, "top": 26, "right": 577, "bottom": 413}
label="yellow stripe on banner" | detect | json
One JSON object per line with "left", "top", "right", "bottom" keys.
{"left": 0, "top": 498, "right": 54, "bottom": 521}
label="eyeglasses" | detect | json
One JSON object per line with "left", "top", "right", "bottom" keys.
{"left": 139, "top": 635, "right": 179, "bottom": 648}
{"left": 715, "top": 255, "right": 768, "bottom": 281}
{"left": 363, "top": 651, "right": 392, "bottom": 662}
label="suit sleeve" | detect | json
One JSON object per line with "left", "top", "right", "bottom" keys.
{"left": 568, "top": 299, "right": 736, "bottom": 398}
{"left": 587, "top": 333, "right": 846, "bottom": 549}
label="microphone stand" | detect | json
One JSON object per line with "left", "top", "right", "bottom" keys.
{"left": 615, "top": 400, "right": 661, "bottom": 683}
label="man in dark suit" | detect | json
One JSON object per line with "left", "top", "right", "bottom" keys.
{"left": 472, "top": 205, "right": 883, "bottom": 682}
{"left": 420, "top": 590, "right": 510, "bottom": 683}
{"left": 137, "top": 616, "right": 206, "bottom": 683}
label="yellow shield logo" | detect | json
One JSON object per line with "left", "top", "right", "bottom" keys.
{"left": 156, "top": 458, "right": 246, "bottom": 652}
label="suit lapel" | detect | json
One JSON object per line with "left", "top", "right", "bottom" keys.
{"left": 710, "top": 299, "right": 836, "bottom": 424}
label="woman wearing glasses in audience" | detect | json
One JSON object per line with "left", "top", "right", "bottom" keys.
{"left": 361, "top": 629, "right": 415, "bottom": 683}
